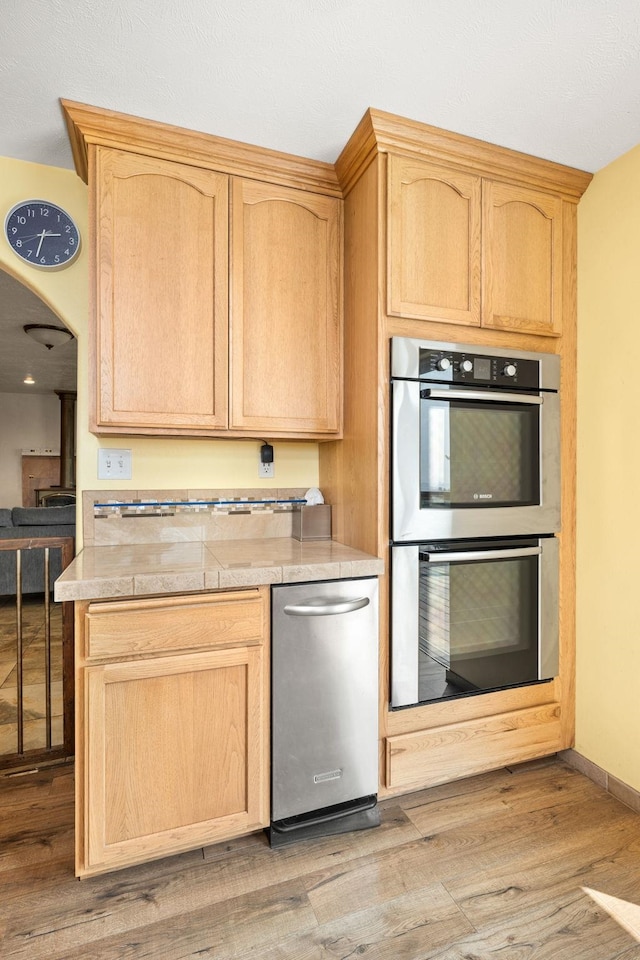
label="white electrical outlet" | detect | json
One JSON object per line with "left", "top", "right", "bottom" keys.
{"left": 98, "top": 448, "right": 132, "bottom": 480}
{"left": 258, "top": 460, "right": 274, "bottom": 479}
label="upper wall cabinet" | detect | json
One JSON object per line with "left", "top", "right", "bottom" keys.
{"left": 230, "top": 179, "right": 342, "bottom": 434}
{"left": 94, "top": 148, "right": 229, "bottom": 432}
{"left": 62, "top": 100, "right": 343, "bottom": 439}
{"left": 386, "top": 153, "right": 564, "bottom": 337}
{"left": 387, "top": 156, "right": 481, "bottom": 326}
{"left": 481, "top": 181, "right": 562, "bottom": 336}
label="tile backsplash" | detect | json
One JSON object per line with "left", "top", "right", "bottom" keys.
{"left": 84, "top": 489, "right": 310, "bottom": 546}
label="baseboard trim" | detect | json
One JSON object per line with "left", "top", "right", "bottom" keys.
{"left": 558, "top": 748, "right": 640, "bottom": 813}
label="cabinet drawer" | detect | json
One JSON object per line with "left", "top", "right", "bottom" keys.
{"left": 85, "top": 590, "right": 266, "bottom": 659}
{"left": 386, "top": 703, "right": 562, "bottom": 791}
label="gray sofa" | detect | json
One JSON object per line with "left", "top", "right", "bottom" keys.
{"left": 0, "top": 505, "right": 76, "bottom": 596}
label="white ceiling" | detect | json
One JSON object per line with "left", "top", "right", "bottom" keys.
{"left": 0, "top": 270, "right": 77, "bottom": 395}
{"left": 3, "top": 0, "right": 640, "bottom": 176}
{"left": 2, "top": 0, "right": 640, "bottom": 395}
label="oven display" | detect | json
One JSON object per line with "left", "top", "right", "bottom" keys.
{"left": 473, "top": 357, "right": 491, "bottom": 380}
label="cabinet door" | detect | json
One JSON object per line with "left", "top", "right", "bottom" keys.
{"left": 387, "top": 155, "right": 481, "bottom": 325}
{"left": 230, "top": 179, "right": 342, "bottom": 435}
{"left": 93, "top": 148, "right": 229, "bottom": 432}
{"left": 81, "top": 646, "right": 266, "bottom": 875}
{"left": 482, "top": 181, "right": 563, "bottom": 336}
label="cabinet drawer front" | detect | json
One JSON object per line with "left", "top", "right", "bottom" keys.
{"left": 386, "top": 703, "right": 562, "bottom": 791}
{"left": 86, "top": 590, "right": 266, "bottom": 659}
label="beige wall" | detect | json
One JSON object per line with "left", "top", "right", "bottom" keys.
{"left": 0, "top": 156, "right": 320, "bottom": 545}
{"left": 577, "top": 144, "right": 640, "bottom": 792}
{"left": 0, "top": 393, "right": 60, "bottom": 507}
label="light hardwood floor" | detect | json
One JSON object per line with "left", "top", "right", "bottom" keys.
{"left": 1, "top": 757, "right": 639, "bottom": 959}
{"left": 0, "top": 597, "right": 64, "bottom": 756}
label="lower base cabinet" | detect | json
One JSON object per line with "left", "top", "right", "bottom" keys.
{"left": 75, "top": 589, "right": 269, "bottom": 878}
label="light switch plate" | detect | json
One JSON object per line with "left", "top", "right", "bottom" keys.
{"left": 98, "top": 448, "right": 132, "bottom": 480}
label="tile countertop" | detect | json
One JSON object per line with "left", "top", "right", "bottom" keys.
{"left": 54, "top": 538, "right": 385, "bottom": 602}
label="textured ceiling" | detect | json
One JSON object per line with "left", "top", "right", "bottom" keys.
{"left": 2, "top": 0, "right": 640, "bottom": 175}
{"left": 0, "top": 271, "right": 76, "bottom": 395}
{"left": 2, "top": 0, "right": 640, "bottom": 397}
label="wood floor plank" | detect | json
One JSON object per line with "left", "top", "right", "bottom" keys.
{"left": 418, "top": 890, "right": 637, "bottom": 959}
{"left": 444, "top": 818, "right": 640, "bottom": 932}
{"left": 231, "top": 882, "right": 473, "bottom": 960}
{"left": 34, "top": 877, "right": 317, "bottom": 960}
{"left": 398, "top": 788, "right": 637, "bottom": 887}
{"left": 400, "top": 760, "right": 603, "bottom": 836}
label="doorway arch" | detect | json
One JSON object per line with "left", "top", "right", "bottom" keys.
{"left": 0, "top": 154, "right": 88, "bottom": 513}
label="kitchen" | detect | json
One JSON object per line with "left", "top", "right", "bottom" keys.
{"left": 2, "top": 2, "right": 640, "bottom": 956}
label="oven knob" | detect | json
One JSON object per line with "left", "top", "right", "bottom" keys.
{"left": 503, "top": 363, "right": 517, "bottom": 378}
{"left": 435, "top": 357, "right": 451, "bottom": 372}
{"left": 460, "top": 359, "right": 473, "bottom": 374}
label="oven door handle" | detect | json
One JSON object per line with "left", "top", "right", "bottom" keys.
{"left": 422, "top": 388, "right": 543, "bottom": 405}
{"left": 422, "top": 546, "right": 542, "bottom": 563}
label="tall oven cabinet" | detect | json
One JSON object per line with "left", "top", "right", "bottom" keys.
{"left": 320, "top": 108, "right": 592, "bottom": 797}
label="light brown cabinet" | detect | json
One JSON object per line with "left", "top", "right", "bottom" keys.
{"left": 93, "top": 148, "right": 230, "bottom": 432}
{"left": 322, "top": 108, "right": 592, "bottom": 798}
{"left": 62, "top": 101, "right": 343, "bottom": 439}
{"left": 482, "top": 180, "right": 562, "bottom": 336}
{"left": 75, "top": 589, "right": 269, "bottom": 877}
{"left": 91, "top": 148, "right": 342, "bottom": 438}
{"left": 230, "top": 178, "right": 342, "bottom": 434}
{"left": 387, "top": 155, "right": 481, "bottom": 326}
{"left": 387, "top": 153, "right": 564, "bottom": 337}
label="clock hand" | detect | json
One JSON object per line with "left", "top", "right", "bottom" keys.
{"left": 35, "top": 230, "right": 47, "bottom": 258}
{"left": 44, "top": 231, "right": 61, "bottom": 237}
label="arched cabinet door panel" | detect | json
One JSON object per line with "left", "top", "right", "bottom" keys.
{"left": 93, "top": 147, "right": 229, "bottom": 431}
{"left": 387, "top": 155, "right": 481, "bottom": 326}
{"left": 230, "top": 178, "right": 342, "bottom": 435}
{"left": 482, "top": 181, "right": 563, "bottom": 337}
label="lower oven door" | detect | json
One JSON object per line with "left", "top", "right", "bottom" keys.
{"left": 391, "top": 536, "right": 558, "bottom": 708}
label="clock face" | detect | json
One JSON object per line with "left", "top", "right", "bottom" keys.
{"left": 4, "top": 200, "right": 81, "bottom": 269}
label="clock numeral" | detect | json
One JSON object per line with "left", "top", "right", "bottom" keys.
{"left": 17, "top": 216, "right": 26, "bottom": 225}
{"left": 54, "top": 255, "right": 60, "bottom": 263}
{"left": 26, "top": 249, "right": 33, "bottom": 258}
{"left": 68, "top": 237, "right": 75, "bottom": 245}
{"left": 10, "top": 226, "right": 17, "bottom": 235}
{"left": 40, "top": 207, "right": 50, "bottom": 216}
{"left": 15, "top": 239, "right": 22, "bottom": 248}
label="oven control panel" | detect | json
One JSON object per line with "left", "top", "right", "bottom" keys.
{"left": 419, "top": 348, "right": 540, "bottom": 389}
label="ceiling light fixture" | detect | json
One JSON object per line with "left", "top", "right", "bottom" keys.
{"left": 23, "top": 375, "right": 35, "bottom": 384}
{"left": 23, "top": 323, "right": 74, "bottom": 350}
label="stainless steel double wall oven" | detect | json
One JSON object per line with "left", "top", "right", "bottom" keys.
{"left": 390, "top": 336, "right": 561, "bottom": 709}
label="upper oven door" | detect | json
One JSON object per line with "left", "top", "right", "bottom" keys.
{"left": 392, "top": 379, "right": 560, "bottom": 541}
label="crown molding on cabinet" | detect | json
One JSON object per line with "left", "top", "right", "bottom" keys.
{"left": 60, "top": 99, "right": 342, "bottom": 197}
{"left": 336, "top": 107, "right": 593, "bottom": 199}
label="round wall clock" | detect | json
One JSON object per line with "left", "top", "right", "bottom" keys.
{"left": 4, "top": 199, "right": 81, "bottom": 269}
